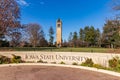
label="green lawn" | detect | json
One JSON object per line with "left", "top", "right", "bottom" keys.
{"left": 50, "top": 47, "right": 116, "bottom": 53}
{"left": 0, "top": 47, "right": 118, "bottom": 53}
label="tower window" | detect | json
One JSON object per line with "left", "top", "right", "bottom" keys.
{"left": 57, "top": 24, "right": 60, "bottom": 28}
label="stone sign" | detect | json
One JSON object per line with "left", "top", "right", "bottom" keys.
{"left": 25, "top": 54, "right": 88, "bottom": 62}
{"left": 0, "top": 51, "right": 120, "bottom": 67}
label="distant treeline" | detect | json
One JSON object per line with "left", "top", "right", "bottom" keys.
{"left": 63, "top": 20, "right": 120, "bottom": 48}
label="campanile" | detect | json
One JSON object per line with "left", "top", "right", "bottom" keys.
{"left": 56, "top": 18, "right": 62, "bottom": 47}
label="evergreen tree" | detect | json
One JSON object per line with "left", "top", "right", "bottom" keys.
{"left": 84, "top": 26, "right": 99, "bottom": 47}
{"left": 95, "top": 28, "right": 101, "bottom": 47}
{"left": 68, "top": 32, "right": 73, "bottom": 47}
{"left": 39, "top": 29, "right": 48, "bottom": 47}
{"left": 79, "top": 28, "right": 84, "bottom": 41}
{"left": 68, "top": 32, "right": 73, "bottom": 42}
{"left": 72, "top": 31, "right": 78, "bottom": 47}
{"left": 49, "top": 26, "right": 54, "bottom": 46}
{"left": 73, "top": 31, "right": 78, "bottom": 40}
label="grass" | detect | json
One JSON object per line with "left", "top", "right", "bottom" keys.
{"left": 0, "top": 47, "right": 119, "bottom": 53}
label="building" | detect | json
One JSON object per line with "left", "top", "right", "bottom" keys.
{"left": 56, "top": 18, "right": 62, "bottom": 47}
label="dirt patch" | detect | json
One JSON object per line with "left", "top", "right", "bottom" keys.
{"left": 0, "top": 65, "right": 119, "bottom": 80}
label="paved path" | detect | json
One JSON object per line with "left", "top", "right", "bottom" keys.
{"left": 0, "top": 65, "right": 119, "bottom": 80}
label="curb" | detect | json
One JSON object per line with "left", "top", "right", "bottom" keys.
{"left": 0, "top": 63, "right": 120, "bottom": 77}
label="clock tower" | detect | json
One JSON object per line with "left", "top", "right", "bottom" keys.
{"left": 56, "top": 18, "right": 62, "bottom": 47}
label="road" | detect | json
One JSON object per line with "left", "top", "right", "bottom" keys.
{"left": 0, "top": 65, "right": 119, "bottom": 80}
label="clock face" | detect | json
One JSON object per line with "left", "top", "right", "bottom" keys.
{"left": 57, "top": 24, "right": 60, "bottom": 28}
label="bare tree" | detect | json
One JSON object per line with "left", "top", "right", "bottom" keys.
{"left": 0, "top": 0, "right": 20, "bottom": 37}
{"left": 10, "top": 32, "right": 21, "bottom": 47}
{"left": 7, "top": 27, "right": 22, "bottom": 47}
{"left": 102, "top": 19, "right": 120, "bottom": 48}
{"left": 27, "top": 23, "right": 41, "bottom": 47}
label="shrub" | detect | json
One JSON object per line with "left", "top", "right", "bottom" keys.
{"left": 0, "top": 55, "right": 11, "bottom": 64}
{"left": 114, "top": 65, "right": 120, "bottom": 71}
{"left": 26, "top": 61, "right": 35, "bottom": 63}
{"left": 72, "top": 62, "right": 78, "bottom": 65}
{"left": 93, "top": 64, "right": 104, "bottom": 69}
{"left": 60, "top": 61, "right": 65, "bottom": 64}
{"left": 108, "top": 56, "right": 120, "bottom": 71}
{"left": 37, "top": 60, "right": 47, "bottom": 63}
{"left": 11, "top": 54, "right": 23, "bottom": 63}
{"left": 37, "top": 59, "right": 44, "bottom": 63}
{"left": 108, "top": 56, "right": 120, "bottom": 68}
{"left": 51, "top": 62, "right": 56, "bottom": 64}
{"left": 81, "top": 58, "right": 94, "bottom": 67}
{"left": 43, "top": 61, "right": 47, "bottom": 63}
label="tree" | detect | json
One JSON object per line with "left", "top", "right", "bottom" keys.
{"left": 0, "top": 40, "right": 9, "bottom": 47}
{"left": 68, "top": 32, "right": 72, "bottom": 42}
{"left": 73, "top": 31, "right": 78, "bottom": 40}
{"left": 39, "top": 29, "right": 48, "bottom": 47}
{"left": 10, "top": 32, "right": 21, "bottom": 47}
{"left": 89, "top": 26, "right": 96, "bottom": 46}
{"left": 102, "top": 19, "right": 120, "bottom": 48}
{"left": 0, "top": 0, "right": 20, "bottom": 39}
{"left": 27, "top": 23, "right": 41, "bottom": 47}
{"left": 95, "top": 28, "right": 101, "bottom": 47}
{"left": 101, "top": 0, "right": 120, "bottom": 48}
{"left": 72, "top": 31, "right": 78, "bottom": 47}
{"left": 67, "top": 26, "right": 101, "bottom": 47}
{"left": 84, "top": 26, "right": 89, "bottom": 43}
{"left": 49, "top": 26, "right": 54, "bottom": 46}
{"left": 110, "top": 0, "right": 120, "bottom": 48}
{"left": 79, "top": 28, "right": 84, "bottom": 41}
{"left": 62, "top": 40, "right": 68, "bottom": 47}
{"left": 7, "top": 28, "right": 22, "bottom": 47}
{"left": 113, "top": 32, "right": 120, "bottom": 47}
{"left": 68, "top": 32, "right": 73, "bottom": 47}
{"left": 20, "top": 24, "right": 30, "bottom": 44}
{"left": 82, "top": 26, "right": 100, "bottom": 46}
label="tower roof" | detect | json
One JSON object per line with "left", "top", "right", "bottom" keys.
{"left": 57, "top": 18, "right": 61, "bottom": 22}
